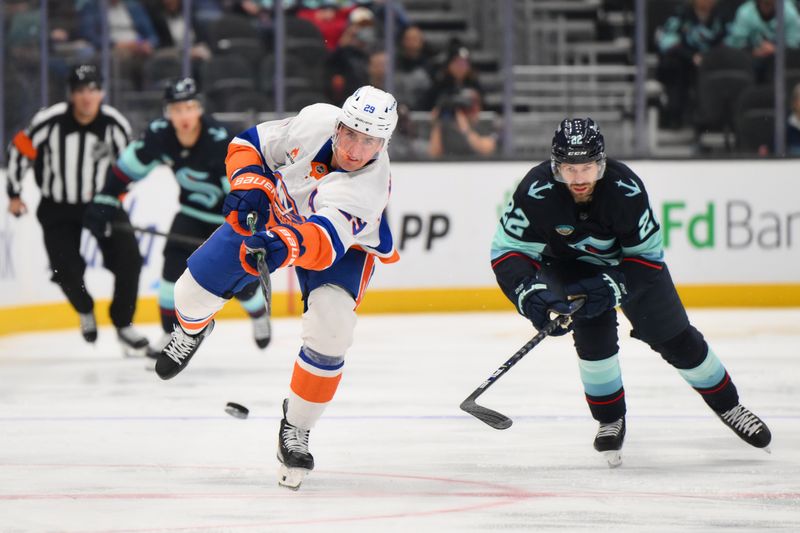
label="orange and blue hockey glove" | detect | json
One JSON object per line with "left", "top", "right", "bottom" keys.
{"left": 239, "top": 225, "right": 303, "bottom": 275}
{"left": 223, "top": 189, "right": 273, "bottom": 236}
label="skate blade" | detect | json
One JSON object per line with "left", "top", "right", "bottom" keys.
{"left": 602, "top": 450, "right": 623, "bottom": 468}
{"left": 121, "top": 345, "right": 148, "bottom": 358}
{"left": 762, "top": 446, "right": 772, "bottom": 455}
{"left": 278, "top": 464, "right": 309, "bottom": 490}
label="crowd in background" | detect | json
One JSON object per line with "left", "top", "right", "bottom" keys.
{"left": 4, "top": 0, "right": 800, "bottom": 159}
{"left": 3, "top": 0, "right": 500, "bottom": 161}
{"left": 653, "top": 0, "right": 800, "bottom": 154}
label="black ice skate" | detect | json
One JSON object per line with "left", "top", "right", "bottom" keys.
{"left": 252, "top": 313, "right": 272, "bottom": 349}
{"left": 79, "top": 312, "right": 97, "bottom": 343}
{"left": 594, "top": 417, "right": 625, "bottom": 468}
{"left": 117, "top": 325, "right": 149, "bottom": 357}
{"left": 277, "top": 398, "right": 314, "bottom": 490}
{"left": 716, "top": 404, "right": 772, "bottom": 451}
{"left": 155, "top": 321, "right": 214, "bottom": 380}
{"left": 145, "top": 332, "right": 172, "bottom": 361}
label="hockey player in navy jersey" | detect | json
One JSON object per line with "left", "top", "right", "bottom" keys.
{"left": 490, "top": 118, "right": 771, "bottom": 466}
{"left": 153, "top": 85, "right": 399, "bottom": 489}
{"left": 84, "top": 78, "right": 271, "bottom": 356}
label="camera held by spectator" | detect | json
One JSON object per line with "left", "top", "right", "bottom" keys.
{"left": 436, "top": 88, "right": 475, "bottom": 119}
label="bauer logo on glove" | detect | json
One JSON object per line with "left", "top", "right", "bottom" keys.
{"left": 239, "top": 226, "right": 304, "bottom": 275}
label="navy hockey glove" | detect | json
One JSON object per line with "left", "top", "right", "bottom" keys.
{"left": 518, "top": 278, "right": 573, "bottom": 336}
{"left": 223, "top": 189, "right": 272, "bottom": 236}
{"left": 83, "top": 194, "right": 121, "bottom": 240}
{"left": 239, "top": 226, "right": 302, "bottom": 275}
{"left": 564, "top": 271, "right": 628, "bottom": 319}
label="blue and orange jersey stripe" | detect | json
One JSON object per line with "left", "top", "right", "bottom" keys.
{"left": 354, "top": 253, "right": 376, "bottom": 308}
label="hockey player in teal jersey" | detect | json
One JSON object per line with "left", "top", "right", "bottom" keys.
{"left": 84, "top": 78, "right": 270, "bottom": 355}
{"left": 490, "top": 118, "right": 771, "bottom": 466}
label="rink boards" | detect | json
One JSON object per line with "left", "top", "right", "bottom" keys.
{"left": 1, "top": 160, "right": 798, "bottom": 334}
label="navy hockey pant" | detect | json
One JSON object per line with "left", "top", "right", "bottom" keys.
{"left": 160, "top": 213, "right": 261, "bottom": 332}
{"left": 539, "top": 260, "right": 739, "bottom": 423}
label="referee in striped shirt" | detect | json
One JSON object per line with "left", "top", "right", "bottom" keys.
{"left": 6, "top": 64, "right": 148, "bottom": 355}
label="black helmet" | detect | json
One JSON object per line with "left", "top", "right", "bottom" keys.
{"left": 164, "top": 77, "right": 200, "bottom": 104}
{"left": 550, "top": 118, "right": 606, "bottom": 181}
{"left": 68, "top": 64, "right": 102, "bottom": 91}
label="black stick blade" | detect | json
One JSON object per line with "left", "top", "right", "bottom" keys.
{"left": 460, "top": 399, "right": 513, "bottom": 430}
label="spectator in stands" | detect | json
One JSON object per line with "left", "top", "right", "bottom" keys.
{"left": 49, "top": 1, "right": 96, "bottom": 64}
{"left": 7, "top": 1, "right": 94, "bottom": 78}
{"left": 324, "top": 6, "right": 376, "bottom": 105}
{"left": 338, "top": 6, "right": 377, "bottom": 48}
{"left": 354, "top": 0, "right": 412, "bottom": 39}
{"left": 788, "top": 82, "right": 800, "bottom": 155}
{"left": 388, "top": 103, "right": 430, "bottom": 160}
{"left": 295, "top": 0, "right": 353, "bottom": 50}
{"left": 656, "top": 0, "right": 727, "bottom": 129}
{"left": 79, "top": 0, "right": 160, "bottom": 89}
{"left": 725, "top": 0, "right": 800, "bottom": 82}
{"left": 226, "top": 0, "right": 272, "bottom": 18}
{"left": 423, "top": 43, "right": 484, "bottom": 112}
{"left": 397, "top": 25, "right": 437, "bottom": 77}
{"left": 428, "top": 87, "right": 498, "bottom": 159}
{"left": 144, "top": 0, "right": 212, "bottom": 61}
{"left": 368, "top": 49, "right": 388, "bottom": 88}
{"left": 368, "top": 49, "right": 430, "bottom": 110}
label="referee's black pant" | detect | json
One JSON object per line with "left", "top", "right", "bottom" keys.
{"left": 36, "top": 199, "right": 142, "bottom": 329}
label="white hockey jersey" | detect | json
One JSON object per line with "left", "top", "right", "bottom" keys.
{"left": 227, "top": 103, "right": 398, "bottom": 270}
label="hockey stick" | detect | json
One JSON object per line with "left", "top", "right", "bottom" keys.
{"left": 460, "top": 298, "right": 585, "bottom": 430}
{"left": 111, "top": 222, "right": 205, "bottom": 247}
{"left": 246, "top": 212, "right": 272, "bottom": 317}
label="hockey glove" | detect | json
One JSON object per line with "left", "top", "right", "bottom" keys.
{"left": 83, "top": 194, "right": 121, "bottom": 240}
{"left": 518, "top": 278, "right": 573, "bottom": 336}
{"left": 564, "top": 271, "right": 628, "bottom": 319}
{"left": 223, "top": 189, "right": 272, "bottom": 236}
{"left": 239, "top": 226, "right": 302, "bottom": 275}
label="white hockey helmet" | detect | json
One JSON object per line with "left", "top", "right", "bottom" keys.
{"left": 338, "top": 85, "right": 398, "bottom": 141}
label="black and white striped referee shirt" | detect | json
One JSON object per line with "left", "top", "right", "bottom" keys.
{"left": 6, "top": 102, "right": 131, "bottom": 204}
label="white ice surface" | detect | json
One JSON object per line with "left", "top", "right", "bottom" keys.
{"left": 1, "top": 309, "right": 799, "bottom": 532}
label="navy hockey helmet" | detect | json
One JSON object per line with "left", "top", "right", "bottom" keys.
{"left": 164, "top": 77, "right": 200, "bottom": 104}
{"left": 68, "top": 64, "right": 102, "bottom": 91}
{"left": 550, "top": 118, "right": 607, "bottom": 182}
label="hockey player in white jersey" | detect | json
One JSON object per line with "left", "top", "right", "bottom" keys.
{"left": 154, "top": 86, "right": 399, "bottom": 489}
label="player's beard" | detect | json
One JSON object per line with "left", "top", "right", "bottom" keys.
{"left": 569, "top": 182, "right": 595, "bottom": 203}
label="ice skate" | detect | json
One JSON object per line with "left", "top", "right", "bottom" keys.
{"left": 716, "top": 404, "right": 772, "bottom": 452}
{"left": 594, "top": 417, "right": 625, "bottom": 468}
{"left": 277, "top": 398, "right": 314, "bottom": 490}
{"left": 252, "top": 313, "right": 271, "bottom": 349}
{"left": 79, "top": 312, "right": 97, "bottom": 343}
{"left": 117, "top": 325, "right": 149, "bottom": 357}
{"left": 155, "top": 321, "right": 214, "bottom": 380}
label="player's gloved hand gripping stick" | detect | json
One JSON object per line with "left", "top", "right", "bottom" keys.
{"left": 460, "top": 298, "right": 584, "bottom": 430}
{"left": 246, "top": 211, "right": 272, "bottom": 317}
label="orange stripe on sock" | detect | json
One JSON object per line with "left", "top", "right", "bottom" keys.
{"left": 289, "top": 361, "right": 342, "bottom": 403}
{"left": 176, "top": 314, "right": 213, "bottom": 334}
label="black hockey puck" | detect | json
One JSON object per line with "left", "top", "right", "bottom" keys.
{"left": 225, "top": 402, "right": 249, "bottom": 419}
